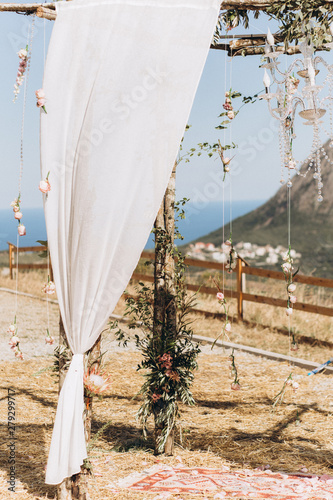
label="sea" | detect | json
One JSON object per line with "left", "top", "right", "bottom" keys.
{"left": 0, "top": 200, "right": 265, "bottom": 252}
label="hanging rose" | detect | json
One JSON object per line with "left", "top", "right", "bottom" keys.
{"left": 35, "top": 89, "right": 47, "bottom": 114}
{"left": 13, "top": 46, "right": 29, "bottom": 102}
{"left": 14, "top": 211, "right": 23, "bottom": 220}
{"left": 39, "top": 171, "right": 51, "bottom": 193}
{"left": 227, "top": 110, "right": 235, "bottom": 120}
{"left": 42, "top": 278, "right": 56, "bottom": 295}
{"left": 7, "top": 319, "right": 24, "bottom": 360}
{"left": 45, "top": 329, "right": 55, "bottom": 345}
{"left": 18, "top": 224, "right": 26, "bottom": 236}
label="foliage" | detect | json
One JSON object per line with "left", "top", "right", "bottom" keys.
{"left": 219, "top": 1, "right": 333, "bottom": 49}
{"left": 109, "top": 200, "right": 200, "bottom": 453}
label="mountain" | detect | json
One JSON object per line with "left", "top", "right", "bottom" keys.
{"left": 188, "top": 139, "right": 333, "bottom": 277}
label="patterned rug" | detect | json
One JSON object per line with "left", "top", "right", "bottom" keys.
{"left": 120, "top": 466, "right": 333, "bottom": 499}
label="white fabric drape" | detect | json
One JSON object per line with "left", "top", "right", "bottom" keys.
{"left": 41, "top": 0, "right": 220, "bottom": 485}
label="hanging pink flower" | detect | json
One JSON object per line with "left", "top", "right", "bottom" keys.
{"left": 227, "top": 110, "right": 235, "bottom": 120}
{"left": 292, "top": 381, "right": 299, "bottom": 391}
{"left": 288, "top": 283, "right": 296, "bottom": 293}
{"left": 290, "top": 295, "right": 297, "bottom": 304}
{"left": 231, "top": 382, "right": 241, "bottom": 390}
{"left": 13, "top": 46, "right": 29, "bottom": 102}
{"left": 15, "top": 351, "right": 24, "bottom": 360}
{"left": 9, "top": 336, "right": 20, "bottom": 347}
{"left": 39, "top": 172, "right": 51, "bottom": 193}
{"left": 225, "top": 322, "right": 232, "bottom": 332}
{"left": 35, "top": 88, "right": 47, "bottom": 113}
{"left": 14, "top": 211, "right": 23, "bottom": 220}
{"left": 45, "top": 331, "right": 55, "bottom": 345}
{"left": 216, "top": 292, "right": 224, "bottom": 301}
{"left": 42, "top": 280, "right": 56, "bottom": 295}
{"left": 7, "top": 324, "right": 16, "bottom": 334}
{"left": 286, "top": 307, "right": 293, "bottom": 316}
{"left": 18, "top": 224, "right": 26, "bottom": 236}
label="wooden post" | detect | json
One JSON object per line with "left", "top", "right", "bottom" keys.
{"left": 153, "top": 162, "right": 177, "bottom": 456}
{"left": 236, "top": 257, "right": 243, "bottom": 322}
{"left": 57, "top": 316, "right": 100, "bottom": 499}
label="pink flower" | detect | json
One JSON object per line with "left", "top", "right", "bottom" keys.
{"left": 223, "top": 157, "right": 231, "bottom": 165}
{"left": 223, "top": 102, "right": 233, "bottom": 111}
{"left": 14, "top": 211, "right": 23, "bottom": 220}
{"left": 18, "top": 224, "right": 26, "bottom": 236}
{"left": 225, "top": 240, "right": 232, "bottom": 247}
{"left": 282, "top": 262, "right": 291, "bottom": 273}
{"left": 37, "top": 98, "right": 46, "bottom": 108}
{"left": 15, "top": 351, "right": 24, "bottom": 360}
{"left": 290, "top": 342, "right": 298, "bottom": 351}
{"left": 292, "top": 381, "right": 299, "bottom": 391}
{"left": 225, "top": 91, "right": 230, "bottom": 98}
{"left": 42, "top": 281, "right": 56, "bottom": 295}
{"left": 7, "top": 324, "right": 16, "bottom": 334}
{"left": 35, "top": 89, "right": 45, "bottom": 99}
{"left": 45, "top": 335, "right": 55, "bottom": 345}
{"left": 83, "top": 366, "right": 112, "bottom": 395}
{"left": 288, "top": 283, "right": 296, "bottom": 293}
{"left": 225, "top": 322, "right": 231, "bottom": 332}
{"left": 227, "top": 110, "right": 235, "bottom": 120}
{"left": 9, "top": 336, "right": 20, "bottom": 347}
{"left": 231, "top": 382, "right": 241, "bottom": 390}
{"left": 216, "top": 292, "right": 224, "bottom": 301}
{"left": 18, "top": 48, "right": 28, "bottom": 59}
{"left": 286, "top": 307, "right": 293, "bottom": 316}
{"left": 290, "top": 295, "right": 297, "bottom": 304}
{"left": 13, "top": 206, "right": 20, "bottom": 213}
{"left": 152, "top": 393, "right": 161, "bottom": 403}
{"left": 39, "top": 179, "right": 51, "bottom": 193}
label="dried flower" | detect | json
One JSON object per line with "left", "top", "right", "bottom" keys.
{"left": 9, "top": 336, "right": 20, "bottom": 347}
{"left": 152, "top": 393, "right": 162, "bottom": 403}
{"left": 231, "top": 382, "right": 241, "bottom": 390}
{"left": 42, "top": 280, "right": 56, "bottom": 295}
{"left": 227, "top": 110, "right": 235, "bottom": 120}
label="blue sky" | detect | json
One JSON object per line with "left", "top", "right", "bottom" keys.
{"left": 0, "top": 5, "right": 331, "bottom": 211}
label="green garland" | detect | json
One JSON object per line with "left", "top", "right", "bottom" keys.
{"left": 218, "top": 1, "right": 333, "bottom": 48}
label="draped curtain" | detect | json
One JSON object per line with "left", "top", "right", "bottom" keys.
{"left": 41, "top": 0, "right": 220, "bottom": 485}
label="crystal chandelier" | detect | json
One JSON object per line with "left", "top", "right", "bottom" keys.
{"left": 260, "top": 28, "right": 333, "bottom": 201}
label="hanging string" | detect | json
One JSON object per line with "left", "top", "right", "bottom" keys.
{"left": 222, "top": 30, "right": 228, "bottom": 296}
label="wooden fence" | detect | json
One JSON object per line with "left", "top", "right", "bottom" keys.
{"left": 7, "top": 244, "right": 333, "bottom": 320}
{"left": 7, "top": 242, "right": 52, "bottom": 280}
{"left": 133, "top": 251, "right": 333, "bottom": 321}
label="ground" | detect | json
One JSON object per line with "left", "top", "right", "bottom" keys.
{"left": 0, "top": 286, "right": 332, "bottom": 499}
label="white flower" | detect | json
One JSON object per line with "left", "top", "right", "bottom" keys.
{"left": 292, "top": 381, "right": 299, "bottom": 391}
{"left": 18, "top": 49, "right": 28, "bottom": 59}
{"left": 286, "top": 307, "right": 293, "bottom": 316}
{"left": 225, "top": 322, "right": 231, "bottom": 332}
{"left": 288, "top": 283, "right": 296, "bottom": 293}
{"left": 290, "top": 295, "right": 297, "bottom": 304}
{"left": 282, "top": 262, "right": 291, "bottom": 273}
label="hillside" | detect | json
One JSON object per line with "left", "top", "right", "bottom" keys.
{"left": 188, "top": 139, "right": 333, "bottom": 278}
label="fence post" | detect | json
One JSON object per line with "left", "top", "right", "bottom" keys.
{"left": 236, "top": 257, "right": 243, "bottom": 321}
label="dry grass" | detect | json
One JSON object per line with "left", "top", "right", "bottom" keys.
{"left": 0, "top": 350, "right": 332, "bottom": 499}
{"left": 0, "top": 270, "right": 333, "bottom": 498}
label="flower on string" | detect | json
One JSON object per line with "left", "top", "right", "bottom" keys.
{"left": 281, "top": 247, "right": 299, "bottom": 316}
{"left": 288, "top": 283, "right": 296, "bottom": 293}
{"left": 290, "top": 295, "right": 297, "bottom": 304}
{"left": 45, "top": 329, "right": 55, "bottom": 345}
{"left": 39, "top": 171, "right": 51, "bottom": 193}
{"left": 231, "top": 382, "right": 241, "bottom": 391}
{"left": 286, "top": 307, "right": 293, "bottom": 316}
{"left": 225, "top": 236, "right": 237, "bottom": 273}
{"left": 216, "top": 292, "right": 224, "bottom": 301}
{"left": 227, "top": 110, "right": 235, "bottom": 120}
{"left": 35, "top": 89, "right": 47, "bottom": 114}
{"left": 273, "top": 373, "right": 299, "bottom": 409}
{"left": 225, "top": 322, "right": 232, "bottom": 333}
{"left": 42, "top": 277, "right": 56, "bottom": 295}
{"left": 13, "top": 46, "right": 29, "bottom": 102}
{"left": 18, "top": 224, "right": 26, "bottom": 236}
{"left": 7, "top": 319, "right": 24, "bottom": 360}
{"left": 14, "top": 211, "right": 23, "bottom": 220}
{"left": 83, "top": 365, "right": 112, "bottom": 397}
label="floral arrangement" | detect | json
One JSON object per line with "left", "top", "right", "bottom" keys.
{"left": 7, "top": 318, "right": 24, "bottom": 360}
{"left": 13, "top": 47, "right": 29, "bottom": 102}
{"left": 10, "top": 196, "right": 26, "bottom": 236}
{"left": 35, "top": 89, "right": 47, "bottom": 114}
{"left": 110, "top": 202, "right": 200, "bottom": 453}
{"left": 212, "top": 280, "right": 231, "bottom": 347}
{"left": 42, "top": 276, "right": 56, "bottom": 295}
{"left": 83, "top": 365, "right": 112, "bottom": 398}
{"left": 39, "top": 171, "right": 51, "bottom": 193}
{"left": 273, "top": 372, "right": 299, "bottom": 409}
{"left": 281, "top": 246, "right": 298, "bottom": 317}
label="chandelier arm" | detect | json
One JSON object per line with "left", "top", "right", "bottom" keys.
{"left": 270, "top": 58, "right": 303, "bottom": 81}
{"left": 313, "top": 55, "right": 332, "bottom": 71}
